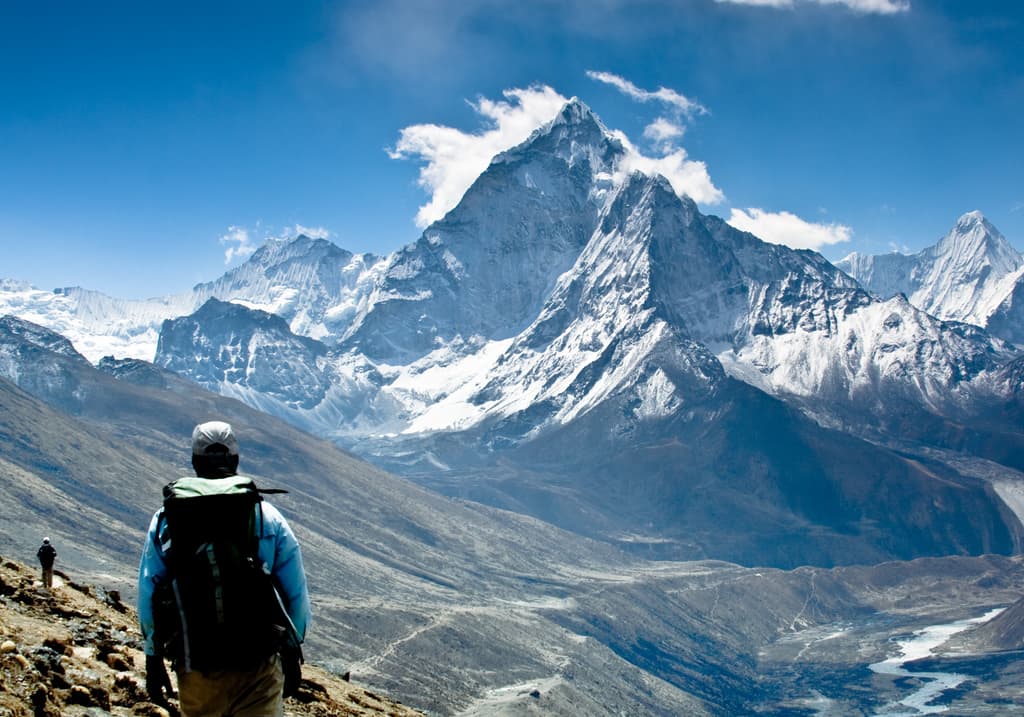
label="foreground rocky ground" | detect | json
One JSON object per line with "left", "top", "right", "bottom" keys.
{"left": 0, "top": 556, "right": 422, "bottom": 717}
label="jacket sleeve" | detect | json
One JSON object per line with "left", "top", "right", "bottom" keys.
{"left": 137, "top": 510, "right": 168, "bottom": 656}
{"left": 259, "top": 502, "right": 311, "bottom": 644}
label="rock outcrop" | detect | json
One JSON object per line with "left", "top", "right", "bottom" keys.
{"left": 0, "top": 556, "right": 421, "bottom": 716}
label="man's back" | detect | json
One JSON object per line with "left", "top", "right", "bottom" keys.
{"left": 37, "top": 542, "right": 55, "bottom": 567}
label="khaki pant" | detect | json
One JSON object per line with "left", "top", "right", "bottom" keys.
{"left": 41, "top": 567, "right": 53, "bottom": 589}
{"left": 177, "top": 654, "right": 284, "bottom": 717}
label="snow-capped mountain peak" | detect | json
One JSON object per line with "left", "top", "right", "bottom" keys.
{"left": 932, "top": 210, "right": 1021, "bottom": 278}
{"left": 4, "top": 99, "right": 1023, "bottom": 573}
{"left": 193, "top": 234, "right": 385, "bottom": 343}
{"left": 907, "top": 210, "right": 1022, "bottom": 327}
{"left": 838, "top": 210, "right": 1024, "bottom": 335}
{"left": 493, "top": 98, "right": 625, "bottom": 177}
{"left": 0, "top": 234, "right": 388, "bottom": 363}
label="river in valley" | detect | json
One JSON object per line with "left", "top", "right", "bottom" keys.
{"left": 868, "top": 608, "right": 1005, "bottom": 716}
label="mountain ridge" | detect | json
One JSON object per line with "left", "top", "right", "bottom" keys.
{"left": 837, "top": 210, "right": 1024, "bottom": 342}
{"left": 4, "top": 314, "right": 1024, "bottom": 714}
{"left": 2, "top": 98, "right": 1023, "bottom": 572}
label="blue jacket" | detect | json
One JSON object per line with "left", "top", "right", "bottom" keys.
{"left": 137, "top": 486, "right": 311, "bottom": 657}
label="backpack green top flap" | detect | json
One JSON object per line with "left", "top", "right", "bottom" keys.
{"left": 164, "top": 475, "right": 261, "bottom": 500}
{"left": 163, "top": 476, "right": 262, "bottom": 557}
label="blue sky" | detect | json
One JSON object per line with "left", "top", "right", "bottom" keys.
{"left": 2, "top": 0, "right": 1021, "bottom": 298}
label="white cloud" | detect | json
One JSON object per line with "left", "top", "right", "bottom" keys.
{"left": 727, "top": 208, "right": 852, "bottom": 250}
{"left": 586, "top": 71, "right": 707, "bottom": 117}
{"left": 390, "top": 85, "right": 569, "bottom": 228}
{"left": 293, "top": 224, "right": 331, "bottom": 240}
{"left": 220, "top": 226, "right": 256, "bottom": 264}
{"left": 824, "top": 0, "right": 909, "bottom": 11}
{"left": 586, "top": 72, "right": 722, "bottom": 204}
{"left": 714, "top": 0, "right": 909, "bottom": 14}
{"left": 220, "top": 223, "right": 334, "bottom": 265}
{"left": 717, "top": 0, "right": 791, "bottom": 5}
{"left": 614, "top": 131, "right": 724, "bottom": 205}
{"left": 391, "top": 80, "right": 727, "bottom": 227}
{"left": 644, "top": 117, "right": 685, "bottom": 145}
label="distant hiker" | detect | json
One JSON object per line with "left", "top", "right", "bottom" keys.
{"left": 137, "top": 420, "right": 311, "bottom": 716}
{"left": 36, "top": 537, "right": 56, "bottom": 588}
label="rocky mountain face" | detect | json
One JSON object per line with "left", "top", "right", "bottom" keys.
{"left": 191, "top": 236, "right": 385, "bottom": 346}
{"left": 4, "top": 100, "right": 1020, "bottom": 570}
{"left": 156, "top": 299, "right": 332, "bottom": 411}
{"left": 343, "top": 100, "right": 622, "bottom": 364}
{"left": 837, "top": 211, "right": 1024, "bottom": 344}
{"left": 146, "top": 102, "right": 1024, "bottom": 568}
{"left": 954, "top": 595, "right": 1024, "bottom": 652}
{"left": 0, "top": 237, "right": 384, "bottom": 365}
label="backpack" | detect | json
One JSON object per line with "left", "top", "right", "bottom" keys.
{"left": 153, "top": 475, "right": 294, "bottom": 673}
{"left": 37, "top": 544, "right": 56, "bottom": 567}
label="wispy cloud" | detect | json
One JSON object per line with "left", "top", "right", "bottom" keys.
{"left": 293, "top": 224, "right": 331, "bottom": 240}
{"left": 727, "top": 208, "right": 852, "bottom": 250}
{"left": 587, "top": 71, "right": 723, "bottom": 204}
{"left": 613, "top": 132, "right": 724, "bottom": 205}
{"left": 644, "top": 117, "right": 686, "bottom": 145}
{"left": 586, "top": 71, "right": 708, "bottom": 117}
{"left": 714, "top": 0, "right": 909, "bottom": 14}
{"left": 220, "top": 224, "right": 333, "bottom": 264}
{"left": 220, "top": 226, "right": 256, "bottom": 264}
{"left": 587, "top": 70, "right": 703, "bottom": 151}
{"left": 389, "top": 86, "right": 569, "bottom": 228}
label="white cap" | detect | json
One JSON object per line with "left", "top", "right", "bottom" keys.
{"left": 191, "top": 421, "right": 239, "bottom": 456}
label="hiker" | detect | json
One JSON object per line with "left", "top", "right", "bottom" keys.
{"left": 36, "top": 537, "right": 56, "bottom": 588}
{"left": 137, "top": 421, "right": 311, "bottom": 716}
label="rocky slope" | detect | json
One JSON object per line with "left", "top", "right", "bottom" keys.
{"left": 0, "top": 555, "right": 422, "bottom": 717}
{"left": 3, "top": 330, "right": 1024, "bottom": 714}
{"left": 10, "top": 302, "right": 1019, "bottom": 570}
{"left": 0, "top": 318, "right": 713, "bottom": 715}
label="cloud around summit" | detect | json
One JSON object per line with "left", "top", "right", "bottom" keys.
{"left": 586, "top": 71, "right": 723, "bottom": 205}
{"left": 221, "top": 226, "right": 256, "bottom": 265}
{"left": 388, "top": 74, "right": 851, "bottom": 251}
{"left": 727, "top": 208, "right": 852, "bottom": 250}
{"left": 391, "top": 79, "right": 726, "bottom": 228}
{"left": 389, "top": 86, "right": 569, "bottom": 228}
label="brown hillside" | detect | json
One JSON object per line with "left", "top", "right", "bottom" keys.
{"left": 0, "top": 556, "right": 422, "bottom": 717}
